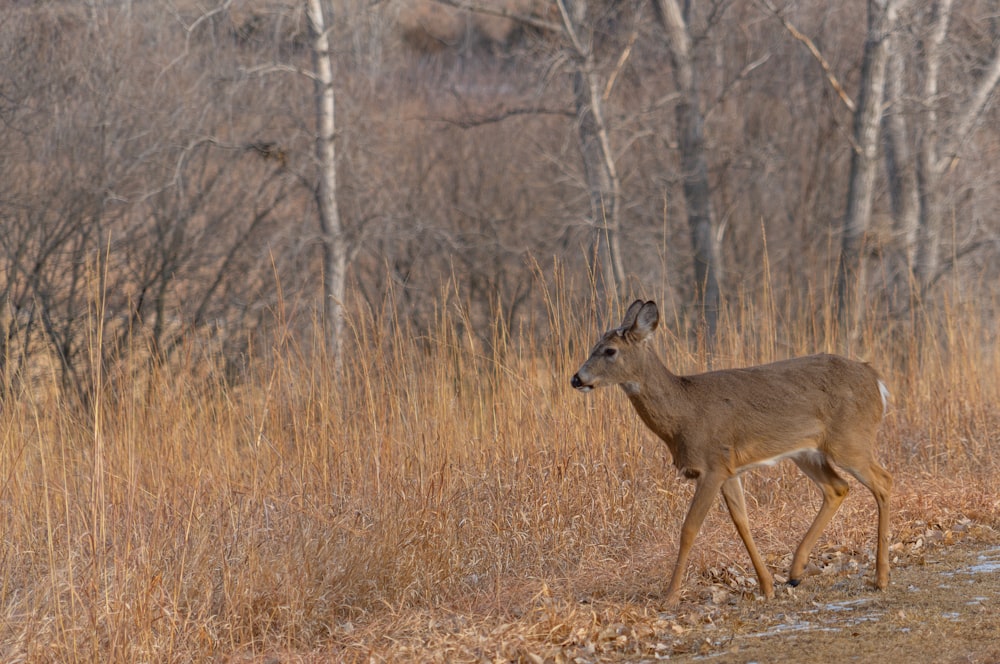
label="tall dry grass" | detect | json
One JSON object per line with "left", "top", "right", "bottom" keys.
{"left": 1, "top": 273, "right": 999, "bottom": 662}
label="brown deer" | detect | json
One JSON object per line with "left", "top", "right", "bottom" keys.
{"left": 571, "top": 300, "right": 892, "bottom": 605}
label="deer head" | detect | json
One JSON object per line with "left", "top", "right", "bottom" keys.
{"left": 571, "top": 300, "right": 660, "bottom": 393}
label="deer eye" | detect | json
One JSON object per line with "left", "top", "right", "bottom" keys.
{"left": 603, "top": 347, "right": 618, "bottom": 358}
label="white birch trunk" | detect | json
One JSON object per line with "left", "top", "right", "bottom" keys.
{"left": 306, "top": 0, "right": 347, "bottom": 363}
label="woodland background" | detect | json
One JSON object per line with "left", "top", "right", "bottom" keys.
{"left": 2, "top": 0, "right": 999, "bottom": 391}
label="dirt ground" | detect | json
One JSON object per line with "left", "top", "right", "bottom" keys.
{"left": 438, "top": 537, "right": 1000, "bottom": 664}
{"left": 379, "top": 531, "right": 1000, "bottom": 663}
{"left": 230, "top": 528, "right": 1000, "bottom": 663}
{"left": 653, "top": 539, "right": 1000, "bottom": 664}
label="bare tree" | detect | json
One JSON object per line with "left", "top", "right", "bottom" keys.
{"left": 882, "top": 15, "right": 920, "bottom": 298}
{"left": 876, "top": 0, "right": 1000, "bottom": 304}
{"left": 911, "top": 0, "right": 1000, "bottom": 292}
{"left": 0, "top": 2, "right": 296, "bottom": 401}
{"left": 835, "top": 0, "right": 897, "bottom": 336}
{"left": 765, "top": 0, "right": 1000, "bottom": 323}
{"left": 306, "top": 0, "right": 349, "bottom": 363}
{"left": 651, "top": 0, "right": 722, "bottom": 342}
{"left": 429, "top": 0, "right": 629, "bottom": 302}
{"left": 556, "top": 0, "right": 626, "bottom": 301}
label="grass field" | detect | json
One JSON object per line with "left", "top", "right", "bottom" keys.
{"left": 2, "top": 282, "right": 999, "bottom": 662}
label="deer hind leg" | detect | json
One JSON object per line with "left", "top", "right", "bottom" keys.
{"left": 845, "top": 460, "right": 893, "bottom": 590}
{"left": 788, "top": 452, "right": 851, "bottom": 586}
{"left": 721, "top": 476, "right": 774, "bottom": 599}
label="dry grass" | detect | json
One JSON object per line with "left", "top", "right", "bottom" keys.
{"left": 1, "top": 277, "right": 999, "bottom": 663}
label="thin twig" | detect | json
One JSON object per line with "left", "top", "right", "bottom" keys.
{"left": 604, "top": 30, "right": 638, "bottom": 101}
{"left": 758, "top": 0, "right": 856, "bottom": 112}
{"left": 430, "top": 0, "right": 561, "bottom": 33}
{"left": 705, "top": 52, "right": 771, "bottom": 118}
{"left": 429, "top": 106, "right": 575, "bottom": 129}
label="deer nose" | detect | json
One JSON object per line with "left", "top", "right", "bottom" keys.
{"left": 571, "top": 374, "right": 584, "bottom": 389}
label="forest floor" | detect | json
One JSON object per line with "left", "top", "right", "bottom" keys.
{"left": 647, "top": 538, "right": 1000, "bottom": 664}
{"left": 229, "top": 525, "right": 1000, "bottom": 663}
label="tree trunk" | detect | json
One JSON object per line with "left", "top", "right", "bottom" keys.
{"left": 913, "top": 0, "right": 952, "bottom": 291}
{"left": 882, "top": 9, "right": 920, "bottom": 301}
{"left": 652, "top": 0, "right": 721, "bottom": 343}
{"left": 572, "top": 68, "right": 625, "bottom": 301}
{"left": 836, "top": 0, "right": 893, "bottom": 336}
{"left": 306, "top": 0, "right": 347, "bottom": 363}
{"left": 913, "top": 0, "right": 1000, "bottom": 294}
{"left": 558, "top": 0, "right": 625, "bottom": 302}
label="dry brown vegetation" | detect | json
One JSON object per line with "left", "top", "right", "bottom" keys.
{"left": 2, "top": 1, "right": 1000, "bottom": 661}
{"left": 1, "top": 277, "right": 998, "bottom": 661}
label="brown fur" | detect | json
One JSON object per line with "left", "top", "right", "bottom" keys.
{"left": 571, "top": 300, "right": 892, "bottom": 605}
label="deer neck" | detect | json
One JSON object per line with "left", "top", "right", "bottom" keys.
{"left": 620, "top": 353, "right": 692, "bottom": 458}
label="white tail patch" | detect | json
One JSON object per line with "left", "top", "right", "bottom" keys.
{"left": 878, "top": 379, "right": 890, "bottom": 415}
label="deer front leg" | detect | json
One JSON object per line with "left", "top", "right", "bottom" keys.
{"left": 664, "top": 472, "right": 727, "bottom": 606}
{"left": 721, "top": 476, "right": 774, "bottom": 599}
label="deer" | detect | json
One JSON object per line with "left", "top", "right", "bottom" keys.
{"left": 570, "top": 300, "right": 892, "bottom": 606}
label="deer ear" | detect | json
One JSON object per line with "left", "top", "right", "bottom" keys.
{"left": 619, "top": 300, "right": 645, "bottom": 331}
{"left": 628, "top": 301, "right": 659, "bottom": 340}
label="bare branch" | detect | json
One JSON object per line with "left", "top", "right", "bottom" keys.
{"left": 690, "top": 0, "right": 733, "bottom": 45}
{"left": 555, "top": 0, "right": 587, "bottom": 57}
{"left": 604, "top": 29, "right": 638, "bottom": 101}
{"left": 757, "top": 0, "right": 856, "bottom": 112}
{"left": 239, "top": 63, "right": 320, "bottom": 82}
{"left": 920, "top": 0, "right": 954, "bottom": 175}
{"left": 705, "top": 52, "right": 771, "bottom": 118}
{"left": 936, "top": 41, "right": 1000, "bottom": 173}
{"left": 428, "top": 106, "right": 576, "bottom": 129}
{"left": 157, "top": 0, "right": 233, "bottom": 84}
{"left": 925, "top": 239, "right": 989, "bottom": 293}
{"left": 430, "top": 0, "right": 561, "bottom": 33}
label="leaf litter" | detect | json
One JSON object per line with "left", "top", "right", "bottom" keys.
{"left": 229, "top": 517, "right": 1000, "bottom": 663}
